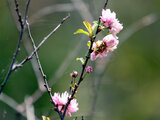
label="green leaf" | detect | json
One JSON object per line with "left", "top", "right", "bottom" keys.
{"left": 83, "top": 21, "right": 93, "bottom": 36}
{"left": 42, "top": 116, "right": 50, "bottom": 120}
{"left": 74, "top": 29, "right": 89, "bottom": 36}
{"left": 76, "top": 57, "right": 85, "bottom": 64}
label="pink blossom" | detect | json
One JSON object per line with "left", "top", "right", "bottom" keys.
{"left": 52, "top": 91, "right": 68, "bottom": 105}
{"left": 109, "top": 19, "right": 123, "bottom": 36}
{"left": 52, "top": 92, "right": 61, "bottom": 105}
{"left": 103, "top": 34, "right": 119, "bottom": 52}
{"left": 100, "top": 9, "right": 116, "bottom": 27}
{"left": 52, "top": 91, "right": 79, "bottom": 116}
{"left": 66, "top": 99, "right": 79, "bottom": 116}
{"left": 90, "top": 34, "right": 119, "bottom": 61}
{"left": 90, "top": 51, "right": 97, "bottom": 61}
{"left": 85, "top": 66, "right": 93, "bottom": 73}
{"left": 100, "top": 9, "right": 123, "bottom": 35}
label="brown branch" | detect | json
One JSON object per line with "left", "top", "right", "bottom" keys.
{"left": 104, "top": 0, "right": 109, "bottom": 10}
{"left": 26, "top": 20, "right": 63, "bottom": 117}
{"left": 12, "top": 14, "right": 70, "bottom": 71}
{"left": 14, "top": 0, "right": 23, "bottom": 29}
{"left": 0, "top": 0, "right": 31, "bottom": 94}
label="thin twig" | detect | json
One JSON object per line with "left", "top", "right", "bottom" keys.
{"left": 14, "top": 0, "right": 23, "bottom": 29}
{"left": 69, "top": 78, "right": 74, "bottom": 95}
{"left": 0, "top": 0, "right": 31, "bottom": 94}
{"left": 26, "top": 20, "right": 63, "bottom": 117}
{"left": 26, "top": 20, "right": 45, "bottom": 89}
{"left": 104, "top": 0, "right": 109, "bottom": 10}
{"left": 12, "top": 14, "right": 70, "bottom": 71}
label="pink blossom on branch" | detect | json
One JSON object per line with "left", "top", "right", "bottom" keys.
{"left": 90, "top": 34, "right": 119, "bottom": 61}
{"left": 52, "top": 91, "right": 79, "bottom": 116}
{"left": 100, "top": 9, "right": 123, "bottom": 36}
{"left": 100, "top": 9, "right": 116, "bottom": 27}
{"left": 90, "top": 51, "right": 97, "bottom": 61}
{"left": 103, "top": 34, "right": 119, "bottom": 52}
{"left": 109, "top": 19, "right": 123, "bottom": 36}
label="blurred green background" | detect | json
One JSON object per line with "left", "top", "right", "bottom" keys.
{"left": 0, "top": 0, "right": 160, "bottom": 120}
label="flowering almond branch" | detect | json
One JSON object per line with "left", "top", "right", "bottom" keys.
{"left": 61, "top": 20, "right": 100, "bottom": 120}
{"left": 0, "top": 0, "right": 31, "bottom": 94}
{"left": 51, "top": 0, "right": 124, "bottom": 119}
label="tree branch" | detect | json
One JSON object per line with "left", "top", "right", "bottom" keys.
{"left": 0, "top": 0, "right": 31, "bottom": 94}
{"left": 26, "top": 20, "right": 63, "bottom": 117}
{"left": 12, "top": 14, "right": 70, "bottom": 71}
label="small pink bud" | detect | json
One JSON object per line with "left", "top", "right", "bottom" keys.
{"left": 70, "top": 71, "right": 78, "bottom": 78}
{"left": 85, "top": 66, "right": 93, "bottom": 73}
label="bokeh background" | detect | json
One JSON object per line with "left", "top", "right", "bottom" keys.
{"left": 0, "top": 0, "right": 160, "bottom": 120}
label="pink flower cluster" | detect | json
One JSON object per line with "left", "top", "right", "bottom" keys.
{"left": 91, "top": 34, "right": 119, "bottom": 61}
{"left": 90, "top": 9, "right": 123, "bottom": 61}
{"left": 52, "top": 91, "right": 79, "bottom": 116}
{"left": 100, "top": 9, "right": 123, "bottom": 36}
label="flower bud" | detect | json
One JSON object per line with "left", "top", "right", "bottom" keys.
{"left": 85, "top": 66, "right": 93, "bottom": 73}
{"left": 70, "top": 71, "right": 78, "bottom": 78}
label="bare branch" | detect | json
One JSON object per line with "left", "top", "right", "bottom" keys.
{"left": 0, "top": 0, "right": 31, "bottom": 94}
{"left": 26, "top": 20, "right": 62, "bottom": 117}
{"left": 14, "top": 0, "right": 23, "bottom": 29}
{"left": 104, "top": 0, "right": 109, "bottom": 10}
{"left": 12, "top": 14, "right": 70, "bottom": 71}
{"left": 26, "top": 21, "right": 45, "bottom": 91}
